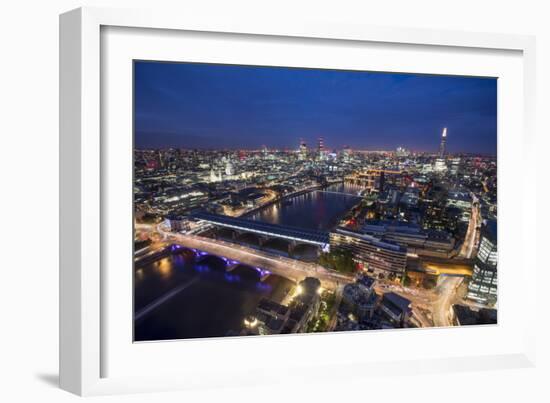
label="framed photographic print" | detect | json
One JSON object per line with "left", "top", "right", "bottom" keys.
{"left": 60, "top": 7, "right": 537, "bottom": 396}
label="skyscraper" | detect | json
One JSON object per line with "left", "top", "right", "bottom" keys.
{"left": 317, "top": 137, "right": 325, "bottom": 160}
{"left": 299, "top": 139, "right": 307, "bottom": 160}
{"left": 434, "top": 127, "right": 448, "bottom": 172}
{"left": 467, "top": 220, "right": 498, "bottom": 306}
{"left": 439, "top": 127, "right": 447, "bottom": 158}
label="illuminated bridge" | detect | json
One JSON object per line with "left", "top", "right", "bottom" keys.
{"left": 190, "top": 212, "right": 330, "bottom": 252}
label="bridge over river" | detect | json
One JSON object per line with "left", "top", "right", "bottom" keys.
{"left": 148, "top": 230, "right": 353, "bottom": 288}
{"left": 189, "top": 211, "right": 331, "bottom": 252}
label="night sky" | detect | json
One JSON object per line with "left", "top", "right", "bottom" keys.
{"left": 134, "top": 61, "right": 497, "bottom": 155}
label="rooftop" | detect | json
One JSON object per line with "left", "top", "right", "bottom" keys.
{"left": 356, "top": 274, "right": 375, "bottom": 289}
{"left": 257, "top": 298, "right": 289, "bottom": 317}
{"left": 382, "top": 292, "right": 412, "bottom": 314}
{"left": 334, "top": 227, "right": 406, "bottom": 253}
{"left": 453, "top": 304, "right": 497, "bottom": 326}
{"left": 483, "top": 219, "right": 498, "bottom": 243}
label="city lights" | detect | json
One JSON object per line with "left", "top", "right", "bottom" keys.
{"left": 133, "top": 61, "right": 497, "bottom": 342}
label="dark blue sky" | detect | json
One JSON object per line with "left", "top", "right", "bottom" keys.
{"left": 134, "top": 61, "right": 497, "bottom": 155}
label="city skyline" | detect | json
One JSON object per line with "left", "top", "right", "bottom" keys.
{"left": 134, "top": 61, "right": 497, "bottom": 154}
{"left": 133, "top": 60, "right": 498, "bottom": 341}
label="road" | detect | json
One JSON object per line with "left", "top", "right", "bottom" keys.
{"left": 374, "top": 281, "right": 435, "bottom": 327}
{"left": 136, "top": 199, "right": 478, "bottom": 329}
{"left": 326, "top": 285, "right": 344, "bottom": 331}
{"left": 428, "top": 192, "right": 480, "bottom": 327}
{"left": 141, "top": 223, "right": 353, "bottom": 288}
{"left": 432, "top": 276, "right": 463, "bottom": 327}
{"left": 459, "top": 194, "right": 480, "bottom": 259}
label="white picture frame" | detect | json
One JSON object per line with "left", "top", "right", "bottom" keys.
{"left": 60, "top": 6, "right": 537, "bottom": 396}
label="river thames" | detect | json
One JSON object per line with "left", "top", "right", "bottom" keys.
{"left": 249, "top": 183, "right": 363, "bottom": 230}
{"left": 134, "top": 182, "right": 362, "bottom": 341}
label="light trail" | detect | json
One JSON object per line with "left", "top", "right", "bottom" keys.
{"left": 154, "top": 226, "right": 353, "bottom": 288}
{"left": 134, "top": 277, "right": 199, "bottom": 321}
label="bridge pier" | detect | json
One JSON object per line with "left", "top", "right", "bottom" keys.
{"left": 288, "top": 240, "right": 297, "bottom": 257}
{"left": 258, "top": 235, "right": 269, "bottom": 247}
{"left": 226, "top": 262, "right": 240, "bottom": 272}
{"left": 231, "top": 229, "right": 245, "bottom": 241}
{"left": 194, "top": 251, "right": 211, "bottom": 263}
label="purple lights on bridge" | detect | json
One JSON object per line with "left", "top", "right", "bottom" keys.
{"left": 167, "top": 244, "right": 271, "bottom": 281}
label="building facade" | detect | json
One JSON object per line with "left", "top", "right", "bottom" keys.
{"left": 361, "top": 220, "right": 455, "bottom": 258}
{"left": 342, "top": 275, "right": 377, "bottom": 320}
{"left": 467, "top": 220, "right": 498, "bottom": 306}
{"left": 379, "top": 292, "right": 412, "bottom": 326}
{"left": 330, "top": 227, "right": 407, "bottom": 277}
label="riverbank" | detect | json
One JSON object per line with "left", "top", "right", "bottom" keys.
{"left": 241, "top": 179, "right": 344, "bottom": 218}
{"left": 247, "top": 182, "right": 364, "bottom": 232}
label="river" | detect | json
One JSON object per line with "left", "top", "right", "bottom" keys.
{"left": 134, "top": 254, "right": 294, "bottom": 341}
{"left": 248, "top": 183, "right": 363, "bottom": 230}
{"left": 135, "top": 182, "right": 363, "bottom": 341}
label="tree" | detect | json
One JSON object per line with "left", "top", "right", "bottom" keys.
{"left": 422, "top": 276, "right": 437, "bottom": 289}
{"left": 402, "top": 275, "right": 412, "bottom": 286}
{"left": 319, "top": 249, "right": 356, "bottom": 274}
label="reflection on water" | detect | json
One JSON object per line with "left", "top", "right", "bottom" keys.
{"left": 134, "top": 254, "right": 294, "bottom": 341}
{"left": 135, "top": 184, "right": 362, "bottom": 341}
{"left": 249, "top": 183, "right": 363, "bottom": 231}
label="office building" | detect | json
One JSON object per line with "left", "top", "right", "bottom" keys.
{"left": 362, "top": 220, "right": 455, "bottom": 258}
{"left": 342, "top": 275, "right": 377, "bottom": 320}
{"left": 330, "top": 227, "right": 407, "bottom": 277}
{"left": 379, "top": 292, "right": 412, "bottom": 326}
{"left": 467, "top": 219, "right": 498, "bottom": 306}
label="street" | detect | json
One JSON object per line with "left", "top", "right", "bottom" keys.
{"left": 138, "top": 223, "right": 354, "bottom": 289}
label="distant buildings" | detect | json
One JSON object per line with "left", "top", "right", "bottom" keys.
{"left": 299, "top": 140, "right": 308, "bottom": 160}
{"left": 341, "top": 146, "right": 352, "bottom": 162}
{"left": 209, "top": 168, "right": 222, "bottom": 183}
{"left": 344, "top": 168, "right": 404, "bottom": 193}
{"left": 400, "top": 186, "right": 420, "bottom": 207}
{"left": 396, "top": 146, "right": 410, "bottom": 157}
{"left": 434, "top": 127, "right": 448, "bottom": 173}
{"left": 225, "top": 160, "right": 234, "bottom": 176}
{"left": 439, "top": 127, "right": 448, "bottom": 158}
{"left": 433, "top": 158, "right": 447, "bottom": 172}
{"left": 467, "top": 219, "right": 498, "bottom": 306}
{"left": 450, "top": 157, "right": 461, "bottom": 175}
{"left": 317, "top": 137, "right": 326, "bottom": 161}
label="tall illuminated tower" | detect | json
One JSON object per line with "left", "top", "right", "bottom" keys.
{"left": 434, "top": 127, "right": 448, "bottom": 172}
{"left": 318, "top": 137, "right": 325, "bottom": 160}
{"left": 299, "top": 139, "right": 307, "bottom": 160}
{"left": 439, "top": 127, "right": 447, "bottom": 158}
